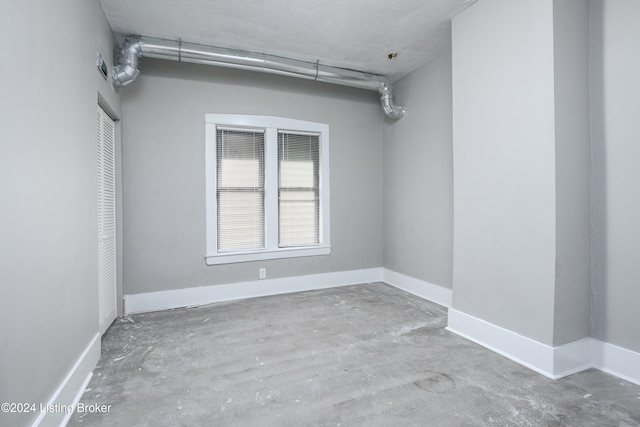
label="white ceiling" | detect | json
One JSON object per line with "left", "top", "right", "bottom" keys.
{"left": 99, "top": 0, "right": 476, "bottom": 82}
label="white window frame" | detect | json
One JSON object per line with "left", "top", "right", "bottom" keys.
{"left": 205, "top": 114, "right": 331, "bottom": 265}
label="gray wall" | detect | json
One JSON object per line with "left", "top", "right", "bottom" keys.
{"left": 451, "top": 0, "right": 558, "bottom": 345}
{"left": 451, "top": 0, "right": 639, "bottom": 352}
{"left": 552, "top": 0, "right": 592, "bottom": 346}
{"left": 0, "top": 1, "right": 121, "bottom": 425}
{"left": 590, "top": 0, "right": 640, "bottom": 353}
{"left": 121, "top": 60, "right": 384, "bottom": 295}
{"left": 382, "top": 52, "right": 453, "bottom": 288}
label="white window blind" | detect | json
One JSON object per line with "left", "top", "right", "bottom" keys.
{"left": 278, "top": 132, "right": 320, "bottom": 247}
{"left": 216, "top": 129, "right": 265, "bottom": 252}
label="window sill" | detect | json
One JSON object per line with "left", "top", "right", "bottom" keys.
{"left": 205, "top": 245, "right": 331, "bottom": 265}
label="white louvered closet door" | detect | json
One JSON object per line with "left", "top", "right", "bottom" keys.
{"left": 97, "top": 105, "right": 117, "bottom": 334}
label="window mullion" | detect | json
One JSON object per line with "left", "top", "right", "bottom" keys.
{"left": 264, "top": 127, "right": 279, "bottom": 250}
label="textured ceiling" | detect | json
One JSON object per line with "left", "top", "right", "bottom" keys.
{"left": 99, "top": 0, "right": 476, "bottom": 82}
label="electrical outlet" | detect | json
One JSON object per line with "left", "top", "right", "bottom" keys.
{"left": 259, "top": 268, "right": 266, "bottom": 280}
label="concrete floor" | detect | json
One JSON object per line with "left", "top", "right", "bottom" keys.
{"left": 70, "top": 283, "right": 640, "bottom": 426}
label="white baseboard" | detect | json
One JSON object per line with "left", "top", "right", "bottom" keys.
{"left": 447, "top": 308, "right": 640, "bottom": 384}
{"left": 32, "top": 333, "right": 101, "bottom": 427}
{"left": 124, "top": 268, "right": 640, "bottom": 387}
{"left": 125, "top": 268, "right": 384, "bottom": 314}
{"left": 446, "top": 308, "right": 559, "bottom": 378}
{"left": 591, "top": 339, "right": 640, "bottom": 386}
{"left": 382, "top": 268, "right": 452, "bottom": 308}
{"left": 553, "top": 338, "right": 593, "bottom": 378}
{"left": 446, "top": 309, "right": 594, "bottom": 379}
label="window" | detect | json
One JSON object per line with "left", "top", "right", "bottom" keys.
{"left": 216, "top": 129, "right": 265, "bottom": 252}
{"left": 205, "top": 114, "right": 330, "bottom": 265}
{"left": 278, "top": 132, "right": 320, "bottom": 247}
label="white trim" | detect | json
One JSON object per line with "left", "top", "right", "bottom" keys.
{"left": 382, "top": 268, "right": 452, "bottom": 308}
{"left": 206, "top": 245, "right": 331, "bottom": 265}
{"left": 265, "top": 126, "right": 279, "bottom": 250}
{"left": 205, "top": 114, "right": 330, "bottom": 132}
{"left": 591, "top": 339, "right": 640, "bottom": 386}
{"left": 205, "top": 114, "right": 330, "bottom": 264}
{"left": 125, "top": 268, "right": 384, "bottom": 314}
{"left": 32, "top": 333, "right": 101, "bottom": 427}
{"left": 552, "top": 338, "right": 593, "bottom": 378}
{"left": 446, "top": 308, "right": 640, "bottom": 383}
{"left": 205, "top": 122, "right": 218, "bottom": 254}
{"left": 123, "top": 266, "right": 640, "bottom": 386}
{"left": 318, "top": 127, "right": 330, "bottom": 252}
{"left": 446, "top": 308, "right": 558, "bottom": 378}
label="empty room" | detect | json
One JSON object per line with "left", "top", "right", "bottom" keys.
{"left": 2, "top": 0, "right": 640, "bottom": 426}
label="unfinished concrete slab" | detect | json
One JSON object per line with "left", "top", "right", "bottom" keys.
{"left": 69, "top": 283, "right": 640, "bottom": 426}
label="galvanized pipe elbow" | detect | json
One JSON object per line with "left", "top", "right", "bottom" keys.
{"left": 111, "top": 36, "right": 143, "bottom": 88}
{"left": 378, "top": 82, "right": 406, "bottom": 120}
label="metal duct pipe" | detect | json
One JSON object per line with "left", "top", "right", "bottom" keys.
{"left": 378, "top": 82, "right": 406, "bottom": 120}
{"left": 111, "top": 35, "right": 143, "bottom": 88}
{"left": 111, "top": 36, "right": 406, "bottom": 119}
